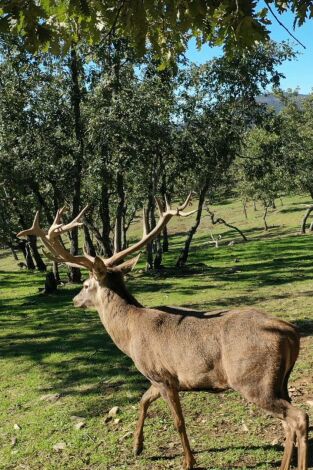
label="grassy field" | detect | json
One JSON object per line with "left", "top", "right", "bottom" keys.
{"left": 1, "top": 195, "right": 313, "bottom": 470}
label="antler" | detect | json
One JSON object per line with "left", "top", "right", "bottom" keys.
{"left": 105, "top": 193, "right": 196, "bottom": 267}
{"left": 17, "top": 206, "right": 94, "bottom": 270}
{"left": 16, "top": 194, "right": 195, "bottom": 271}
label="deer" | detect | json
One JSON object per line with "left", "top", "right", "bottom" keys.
{"left": 17, "top": 194, "right": 309, "bottom": 470}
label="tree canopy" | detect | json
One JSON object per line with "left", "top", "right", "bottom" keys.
{"left": 0, "top": 1, "right": 310, "bottom": 61}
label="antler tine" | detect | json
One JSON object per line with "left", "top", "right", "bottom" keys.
{"left": 104, "top": 193, "right": 195, "bottom": 267}
{"left": 178, "top": 192, "right": 192, "bottom": 211}
{"left": 17, "top": 206, "right": 95, "bottom": 272}
{"left": 48, "top": 208, "right": 65, "bottom": 238}
{"left": 42, "top": 248, "right": 64, "bottom": 263}
{"left": 155, "top": 197, "right": 164, "bottom": 217}
{"left": 57, "top": 205, "right": 89, "bottom": 234}
{"left": 178, "top": 209, "right": 197, "bottom": 217}
{"left": 17, "top": 211, "right": 46, "bottom": 238}
{"left": 83, "top": 244, "right": 96, "bottom": 263}
{"left": 52, "top": 207, "right": 64, "bottom": 225}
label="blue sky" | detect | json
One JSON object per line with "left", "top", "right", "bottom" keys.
{"left": 186, "top": 4, "right": 313, "bottom": 94}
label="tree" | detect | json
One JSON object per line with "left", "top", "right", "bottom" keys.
{"left": 0, "top": 1, "right": 308, "bottom": 60}
{"left": 237, "top": 121, "right": 285, "bottom": 230}
{"left": 175, "top": 41, "right": 294, "bottom": 266}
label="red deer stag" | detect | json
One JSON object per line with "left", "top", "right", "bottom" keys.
{"left": 17, "top": 196, "right": 308, "bottom": 470}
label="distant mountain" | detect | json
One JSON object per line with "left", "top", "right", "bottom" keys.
{"left": 256, "top": 93, "right": 308, "bottom": 113}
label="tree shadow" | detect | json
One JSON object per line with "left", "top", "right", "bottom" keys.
{"left": 0, "top": 285, "right": 147, "bottom": 415}
{"left": 147, "top": 437, "right": 313, "bottom": 468}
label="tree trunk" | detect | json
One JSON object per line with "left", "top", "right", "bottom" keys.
{"left": 30, "top": 181, "right": 54, "bottom": 223}
{"left": 263, "top": 205, "right": 269, "bottom": 231}
{"left": 100, "top": 176, "right": 113, "bottom": 257}
{"left": 114, "top": 172, "right": 125, "bottom": 254}
{"left": 161, "top": 176, "right": 169, "bottom": 252}
{"left": 176, "top": 184, "right": 207, "bottom": 267}
{"left": 42, "top": 272, "right": 58, "bottom": 294}
{"left": 8, "top": 242, "right": 18, "bottom": 260}
{"left": 300, "top": 205, "right": 313, "bottom": 234}
{"left": 28, "top": 235, "right": 46, "bottom": 271}
{"left": 18, "top": 240, "right": 35, "bottom": 270}
{"left": 83, "top": 225, "right": 96, "bottom": 256}
{"left": 145, "top": 197, "right": 154, "bottom": 270}
{"left": 53, "top": 261, "right": 61, "bottom": 284}
{"left": 162, "top": 226, "right": 169, "bottom": 252}
{"left": 68, "top": 46, "right": 84, "bottom": 283}
{"left": 242, "top": 199, "right": 248, "bottom": 219}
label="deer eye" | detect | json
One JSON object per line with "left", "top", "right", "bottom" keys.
{"left": 84, "top": 284, "right": 88, "bottom": 289}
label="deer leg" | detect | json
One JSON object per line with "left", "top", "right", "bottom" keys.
{"left": 160, "top": 386, "right": 196, "bottom": 470}
{"left": 291, "top": 409, "right": 309, "bottom": 470}
{"left": 133, "top": 385, "right": 160, "bottom": 456}
{"left": 280, "top": 421, "right": 296, "bottom": 470}
{"left": 258, "top": 398, "right": 308, "bottom": 470}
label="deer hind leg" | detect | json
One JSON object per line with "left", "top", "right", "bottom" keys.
{"left": 160, "top": 386, "right": 196, "bottom": 470}
{"left": 259, "top": 398, "right": 308, "bottom": 470}
{"left": 280, "top": 421, "right": 296, "bottom": 470}
{"left": 286, "top": 406, "right": 309, "bottom": 470}
{"left": 133, "top": 384, "right": 160, "bottom": 456}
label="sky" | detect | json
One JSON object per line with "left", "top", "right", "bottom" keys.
{"left": 186, "top": 3, "right": 313, "bottom": 94}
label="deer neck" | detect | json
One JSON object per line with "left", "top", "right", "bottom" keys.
{"left": 95, "top": 273, "right": 142, "bottom": 357}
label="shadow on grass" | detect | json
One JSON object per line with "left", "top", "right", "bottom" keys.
{"left": 147, "top": 437, "right": 313, "bottom": 469}
{"left": 1, "top": 285, "right": 147, "bottom": 415}
{"left": 148, "top": 444, "right": 283, "bottom": 468}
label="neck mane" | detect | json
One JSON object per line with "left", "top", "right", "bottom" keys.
{"left": 106, "top": 271, "right": 143, "bottom": 308}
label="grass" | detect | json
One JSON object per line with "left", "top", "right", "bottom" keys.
{"left": 1, "top": 194, "right": 313, "bottom": 470}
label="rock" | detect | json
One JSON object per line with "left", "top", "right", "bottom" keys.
{"left": 306, "top": 399, "right": 313, "bottom": 407}
{"left": 70, "top": 415, "right": 85, "bottom": 421}
{"left": 271, "top": 438, "right": 279, "bottom": 446}
{"left": 74, "top": 421, "right": 86, "bottom": 430}
{"left": 40, "top": 393, "right": 60, "bottom": 403}
{"left": 13, "top": 424, "right": 21, "bottom": 431}
{"left": 11, "top": 437, "right": 17, "bottom": 447}
{"left": 113, "top": 418, "right": 121, "bottom": 425}
{"left": 108, "top": 406, "right": 119, "bottom": 418}
{"left": 53, "top": 442, "right": 66, "bottom": 452}
{"left": 241, "top": 422, "right": 249, "bottom": 432}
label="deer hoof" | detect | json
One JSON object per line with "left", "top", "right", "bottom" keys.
{"left": 183, "top": 455, "right": 196, "bottom": 469}
{"left": 133, "top": 442, "right": 144, "bottom": 456}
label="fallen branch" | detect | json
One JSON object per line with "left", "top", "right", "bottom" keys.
{"left": 206, "top": 206, "right": 248, "bottom": 242}
{"left": 300, "top": 204, "right": 313, "bottom": 234}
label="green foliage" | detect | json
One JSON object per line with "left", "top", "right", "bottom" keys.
{"left": 237, "top": 117, "right": 285, "bottom": 206}
{"left": 0, "top": 1, "right": 309, "bottom": 61}
{"left": 280, "top": 92, "right": 313, "bottom": 198}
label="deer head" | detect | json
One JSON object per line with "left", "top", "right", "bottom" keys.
{"left": 17, "top": 194, "right": 195, "bottom": 308}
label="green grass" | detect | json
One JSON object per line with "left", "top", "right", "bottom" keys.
{"left": 1, "top": 194, "right": 313, "bottom": 469}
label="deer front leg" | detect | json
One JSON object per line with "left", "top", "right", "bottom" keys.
{"left": 134, "top": 384, "right": 160, "bottom": 456}
{"left": 160, "top": 386, "right": 196, "bottom": 470}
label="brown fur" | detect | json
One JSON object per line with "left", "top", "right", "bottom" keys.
{"left": 73, "top": 261, "right": 309, "bottom": 470}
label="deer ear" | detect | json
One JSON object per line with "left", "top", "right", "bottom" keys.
{"left": 92, "top": 256, "right": 107, "bottom": 281}
{"left": 109, "top": 254, "right": 141, "bottom": 274}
